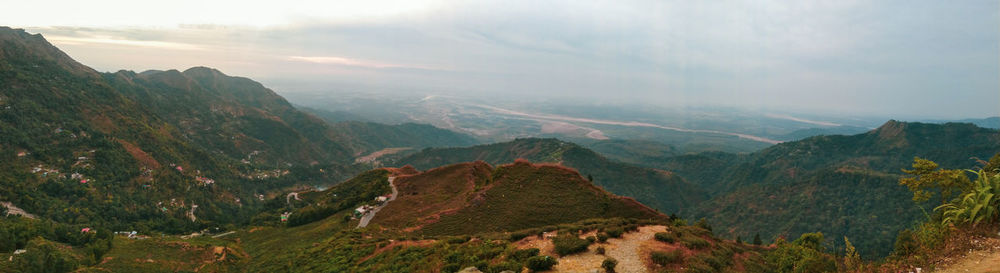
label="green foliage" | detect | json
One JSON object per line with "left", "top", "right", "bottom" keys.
{"left": 681, "top": 235, "right": 710, "bottom": 250}
{"left": 900, "top": 157, "right": 973, "bottom": 204}
{"left": 509, "top": 248, "right": 540, "bottom": 261}
{"left": 602, "top": 257, "right": 618, "bottom": 272}
{"left": 843, "top": 236, "right": 861, "bottom": 271}
{"left": 8, "top": 238, "right": 81, "bottom": 273}
{"left": 654, "top": 232, "right": 678, "bottom": 243}
{"left": 604, "top": 227, "right": 624, "bottom": 238}
{"left": 552, "top": 234, "right": 590, "bottom": 256}
{"left": 761, "top": 233, "right": 837, "bottom": 273}
{"left": 525, "top": 255, "right": 557, "bottom": 271}
{"left": 935, "top": 169, "right": 1000, "bottom": 226}
{"left": 651, "top": 250, "right": 684, "bottom": 265}
{"left": 792, "top": 232, "right": 824, "bottom": 251}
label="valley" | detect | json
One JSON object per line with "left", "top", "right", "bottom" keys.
{"left": 0, "top": 25, "right": 998, "bottom": 273}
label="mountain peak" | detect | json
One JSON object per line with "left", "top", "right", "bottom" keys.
{"left": 0, "top": 26, "right": 97, "bottom": 78}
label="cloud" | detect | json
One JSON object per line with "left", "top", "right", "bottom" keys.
{"left": 287, "top": 55, "right": 443, "bottom": 70}
{"left": 8, "top": 0, "right": 999, "bottom": 118}
{"left": 46, "top": 35, "right": 205, "bottom": 51}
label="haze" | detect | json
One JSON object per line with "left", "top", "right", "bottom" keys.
{"left": 3, "top": 0, "right": 997, "bottom": 119}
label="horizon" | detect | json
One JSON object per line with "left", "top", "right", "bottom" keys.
{"left": 2, "top": 1, "right": 997, "bottom": 119}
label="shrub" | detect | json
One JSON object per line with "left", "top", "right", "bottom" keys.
{"left": 651, "top": 250, "right": 684, "bottom": 265}
{"left": 487, "top": 261, "right": 523, "bottom": 273}
{"left": 441, "top": 263, "right": 462, "bottom": 273}
{"left": 447, "top": 236, "right": 470, "bottom": 244}
{"left": 681, "top": 235, "right": 710, "bottom": 250}
{"left": 654, "top": 232, "right": 677, "bottom": 243}
{"left": 510, "top": 248, "right": 540, "bottom": 261}
{"left": 553, "top": 235, "right": 591, "bottom": 256}
{"left": 526, "top": 256, "right": 557, "bottom": 271}
{"left": 936, "top": 170, "right": 1000, "bottom": 226}
{"left": 595, "top": 246, "right": 605, "bottom": 255}
{"left": 602, "top": 257, "right": 618, "bottom": 272}
{"left": 586, "top": 236, "right": 596, "bottom": 243}
{"left": 510, "top": 231, "right": 532, "bottom": 242}
{"left": 605, "top": 228, "right": 624, "bottom": 238}
{"left": 597, "top": 233, "right": 608, "bottom": 243}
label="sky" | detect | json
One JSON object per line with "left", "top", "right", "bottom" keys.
{"left": 2, "top": 0, "right": 997, "bottom": 119}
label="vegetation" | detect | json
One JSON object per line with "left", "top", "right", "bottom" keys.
{"left": 525, "top": 256, "right": 557, "bottom": 271}
{"left": 552, "top": 234, "right": 590, "bottom": 256}
{"left": 397, "top": 138, "right": 707, "bottom": 213}
{"left": 601, "top": 257, "right": 618, "bottom": 272}
{"left": 650, "top": 250, "right": 684, "bottom": 265}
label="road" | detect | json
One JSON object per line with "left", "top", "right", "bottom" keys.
{"left": 358, "top": 176, "right": 397, "bottom": 228}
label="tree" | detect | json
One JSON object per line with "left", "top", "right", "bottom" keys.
{"left": 752, "top": 233, "right": 762, "bottom": 245}
{"left": 602, "top": 257, "right": 618, "bottom": 272}
{"left": 735, "top": 236, "right": 743, "bottom": 245}
{"left": 843, "top": 236, "right": 861, "bottom": 271}
{"left": 899, "top": 157, "right": 971, "bottom": 204}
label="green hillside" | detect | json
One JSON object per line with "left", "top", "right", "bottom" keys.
{"left": 682, "top": 121, "right": 1000, "bottom": 258}
{"left": 397, "top": 138, "right": 706, "bottom": 214}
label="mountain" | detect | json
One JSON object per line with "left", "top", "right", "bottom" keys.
{"left": 685, "top": 121, "right": 1000, "bottom": 258}
{"left": 921, "top": 117, "right": 1000, "bottom": 129}
{"left": 396, "top": 138, "right": 706, "bottom": 214}
{"left": 183, "top": 162, "right": 770, "bottom": 273}
{"left": 372, "top": 160, "right": 664, "bottom": 235}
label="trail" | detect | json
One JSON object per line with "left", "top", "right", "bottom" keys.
{"left": 211, "top": 231, "right": 236, "bottom": 238}
{"left": 358, "top": 176, "right": 397, "bottom": 228}
{"left": 935, "top": 248, "right": 1000, "bottom": 273}
{"left": 1, "top": 201, "right": 36, "bottom": 219}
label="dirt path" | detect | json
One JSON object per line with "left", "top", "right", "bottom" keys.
{"left": 514, "top": 225, "right": 664, "bottom": 273}
{"left": 358, "top": 176, "right": 397, "bottom": 228}
{"left": 935, "top": 250, "right": 1000, "bottom": 273}
{"left": 1, "top": 201, "right": 37, "bottom": 219}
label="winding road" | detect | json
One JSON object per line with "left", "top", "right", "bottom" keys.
{"left": 358, "top": 176, "right": 397, "bottom": 228}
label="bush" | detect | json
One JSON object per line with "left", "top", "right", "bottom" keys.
{"left": 654, "top": 232, "right": 677, "bottom": 243}
{"left": 602, "top": 257, "right": 618, "bottom": 272}
{"left": 597, "top": 233, "right": 608, "bottom": 243}
{"left": 553, "top": 235, "right": 591, "bottom": 256}
{"left": 605, "top": 228, "right": 624, "bottom": 238}
{"left": 509, "top": 231, "right": 532, "bottom": 242}
{"left": 586, "top": 236, "right": 596, "bottom": 243}
{"left": 651, "top": 250, "right": 684, "bottom": 265}
{"left": 595, "top": 246, "right": 605, "bottom": 255}
{"left": 447, "top": 236, "right": 470, "bottom": 244}
{"left": 487, "top": 261, "right": 523, "bottom": 273}
{"left": 681, "top": 235, "right": 710, "bottom": 250}
{"left": 510, "top": 248, "right": 540, "bottom": 261}
{"left": 442, "top": 263, "right": 462, "bottom": 273}
{"left": 526, "top": 256, "right": 557, "bottom": 271}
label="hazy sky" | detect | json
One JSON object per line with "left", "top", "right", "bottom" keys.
{"left": 3, "top": 0, "right": 997, "bottom": 119}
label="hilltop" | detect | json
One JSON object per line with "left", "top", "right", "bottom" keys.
{"left": 397, "top": 138, "right": 705, "bottom": 214}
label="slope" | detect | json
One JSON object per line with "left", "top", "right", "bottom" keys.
{"left": 371, "top": 160, "right": 665, "bottom": 235}
{"left": 396, "top": 138, "right": 706, "bottom": 214}
{"left": 0, "top": 26, "right": 369, "bottom": 237}
{"left": 686, "top": 121, "right": 1000, "bottom": 258}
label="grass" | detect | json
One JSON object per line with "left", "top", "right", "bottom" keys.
{"left": 414, "top": 161, "right": 665, "bottom": 235}
{"left": 651, "top": 250, "right": 684, "bottom": 265}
